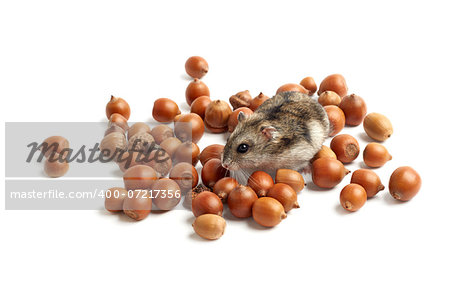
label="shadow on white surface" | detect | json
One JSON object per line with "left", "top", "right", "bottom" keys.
{"left": 182, "top": 197, "right": 192, "bottom": 210}
{"left": 189, "top": 232, "right": 214, "bottom": 242}
{"left": 357, "top": 161, "right": 370, "bottom": 169}
{"left": 97, "top": 209, "right": 113, "bottom": 217}
{"left": 245, "top": 216, "right": 273, "bottom": 230}
{"left": 117, "top": 212, "right": 142, "bottom": 223}
{"left": 185, "top": 214, "right": 195, "bottom": 225}
{"left": 305, "top": 182, "right": 334, "bottom": 192}
{"left": 180, "top": 74, "right": 191, "bottom": 81}
{"left": 334, "top": 204, "right": 350, "bottom": 215}
{"left": 97, "top": 208, "right": 141, "bottom": 223}
{"left": 357, "top": 131, "right": 378, "bottom": 143}
{"left": 222, "top": 207, "right": 242, "bottom": 222}
{"left": 382, "top": 191, "right": 407, "bottom": 205}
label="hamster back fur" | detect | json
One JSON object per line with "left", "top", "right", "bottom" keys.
{"left": 222, "top": 91, "right": 329, "bottom": 171}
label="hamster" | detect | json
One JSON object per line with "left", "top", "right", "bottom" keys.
{"left": 222, "top": 91, "right": 329, "bottom": 172}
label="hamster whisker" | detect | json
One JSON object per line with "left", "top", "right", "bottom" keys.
{"left": 229, "top": 169, "right": 249, "bottom": 185}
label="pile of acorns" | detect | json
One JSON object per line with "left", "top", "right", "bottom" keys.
{"left": 98, "top": 56, "right": 422, "bottom": 240}
{"left": 308, "top": 76, "right": 421, "bottom": 212}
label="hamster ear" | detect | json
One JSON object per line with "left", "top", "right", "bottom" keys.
{"left": 238, "top": 111, "right": 248, "bottom": 122}
{"left": 261, "top": 126, "right": 279, "bottom": 141}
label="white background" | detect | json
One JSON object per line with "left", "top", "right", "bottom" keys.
{"left": 1, "top": 1, "right": 449, "bottom": 295}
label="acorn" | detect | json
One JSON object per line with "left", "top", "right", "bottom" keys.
{"left": 312, "top": 158, "right": 350, "bottom": 188}
{"left": 350, "top": 169, "right": 385, "bottom": 197}
{"left": 267, "top": 183, "right": 299, "bottom": 212}
{"left": 276, "top": 83, "right": 308, "bottom": 95}
{"left": 185, "top": 79, "right": 210, "bottom": 106}
{"left": 363, "top": 113, "right": 393, "bottom": 141}
{"left": 191, "top": 191, "right": 223, "bottom": 217}
{"left": 339, "top": 94, "right": 367, "bottom": 126}
{"left": 330, "top": 134, "right": 360, "bottom": 163}
{"left": 249, "top": 92, "right": 270, "bottom": 111}
{"left": 311, "top": 145, "right": 337, "bottom": 163}
{"left": 192, "top": 214, "right": 226, "bottom": 240}
{"left": 275, "top": 169, "right": 305, "bottom": 193}
{"left": 363, "top": 143, "right": 392, "bottom": 167}
{"left": 389, "top": 166, "right": 421, "bottom": 201}
{"left": 185, "top": 56, "right": 209, "bottom": 79}
{"left": 204, "top": 100, "right": 232, "bottom": 133}
{"left": 252, "top": 197, "right": 287, "bottom": 227}
{"left": 318, "top": 74, "right": 348, "bottom": 97}
{"left": 300, "top": 77, "right": 317, "bottom": 96}
{"left": 318, "top": 91, "right": 341, "bottom": 106}
{"left": 340, "top": 184, "right": 367, "bottom": 212}
{"left": 229, "top": 90, "right": 252, "bottom": 110}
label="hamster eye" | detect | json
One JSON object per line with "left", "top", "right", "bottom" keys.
{"left": 237, "top": 143, "right": 249, "bottom": 153}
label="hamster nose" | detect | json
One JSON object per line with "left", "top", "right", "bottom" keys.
{"left": 221, "top": 159, "right": 231, "bottom": 169}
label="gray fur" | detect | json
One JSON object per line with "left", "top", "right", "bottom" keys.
{"left": 222, "top": 91, "right": 329, "bottom": 172}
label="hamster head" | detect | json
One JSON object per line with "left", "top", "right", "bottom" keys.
{"left": 222, "top": 92, "right": 329, "bottom": 171}
{"left": 222, "top": 111, "right": 282, "bottom": 170}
